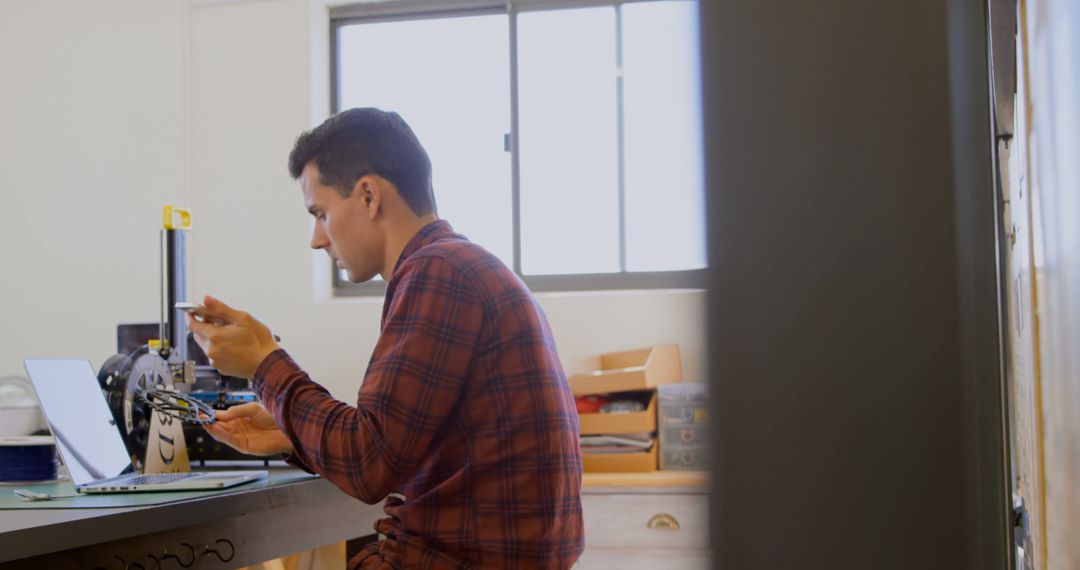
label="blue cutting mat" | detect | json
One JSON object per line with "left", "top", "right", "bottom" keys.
{"left": 0, "top": 469, "right": 318, "bottom": 509}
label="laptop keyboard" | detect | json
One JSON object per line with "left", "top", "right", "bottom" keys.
{"left": 123, "top": 472, "right": 201, "bottom": 485}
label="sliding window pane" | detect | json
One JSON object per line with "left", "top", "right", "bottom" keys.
{"left": 338, "top": 16, "right": 512, "bottom": 266}
{"left": 623, "top": 1, "right": 706, "bottom": 271}
{"left": 518, "top": 8, "right": 619, "bottom": 275}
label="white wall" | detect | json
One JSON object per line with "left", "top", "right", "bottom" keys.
{"left": 0, "top": 1, "right": 186, "bottom": 378}
{"left": 1, "top": 0, "right": 706, "bottom": 402}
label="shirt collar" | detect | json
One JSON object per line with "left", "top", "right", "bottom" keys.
{"left": 392, "top": 219, "right": 453, "bottom": 275}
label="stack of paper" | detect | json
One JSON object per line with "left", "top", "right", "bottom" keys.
{"left": 579, "top": 433, "right": 654, "bottom": 454}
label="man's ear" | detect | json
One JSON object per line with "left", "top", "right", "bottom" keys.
{"left": 353, "top": 175, "right": 381, "bottom": 218}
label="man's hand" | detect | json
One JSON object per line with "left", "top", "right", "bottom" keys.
{"left": 187, "top": 295, "right": 280, "bottom": 380}
{"left": 202, "top": 402, "right": 295, "bottom": 456}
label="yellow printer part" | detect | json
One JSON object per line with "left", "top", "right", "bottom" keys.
{"left": 162, "top": 205, "right": 192, "bottom": 230}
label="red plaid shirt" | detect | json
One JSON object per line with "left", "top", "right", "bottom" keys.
{"left": 252, "top": 220, "right": 584, "bottom": 569}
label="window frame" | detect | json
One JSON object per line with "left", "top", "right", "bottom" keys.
{"left": 329, "top": 0, "right": 706, "bottom": 296}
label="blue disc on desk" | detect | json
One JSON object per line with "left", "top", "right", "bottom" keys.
{"left": 0, "top": 436, "right": 58, "bottom": 482}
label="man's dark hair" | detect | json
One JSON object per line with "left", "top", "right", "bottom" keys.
{"left": 288, "top": 108, "right": 436, "bottom": 216}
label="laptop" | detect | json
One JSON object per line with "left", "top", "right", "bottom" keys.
{"left": 24, "top": 358, "right": 267, "bottom": 493}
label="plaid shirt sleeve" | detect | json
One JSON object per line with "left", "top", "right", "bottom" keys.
{"left": 251, "top": 253, "right": 483, "bottom": 504}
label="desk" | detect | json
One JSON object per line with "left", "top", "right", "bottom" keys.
{"left": 581, "top": 470, "right": 708, "bottom": 490}
{"left": 578, "top": 471, "right": 710, "bottom": 569}
{"left": 0, "top": 469, "right": 382, "bottom": 569}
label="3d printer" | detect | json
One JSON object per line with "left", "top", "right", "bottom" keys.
{"left": 95, "top": 206, "right": 264, "bottom": 470}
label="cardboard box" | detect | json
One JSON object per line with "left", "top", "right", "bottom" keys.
{"left": 578, "top": 391, "right": 657, "bottom": 435}
{"left": 582, "top": 442, "right": 658, "bottom": 473}
{"left": 569, "top": 345, "right": 683, "bottom": 396}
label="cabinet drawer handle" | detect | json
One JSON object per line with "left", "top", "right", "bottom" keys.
{"left": 646, "top": 513, "right": 681, "bottom": 530}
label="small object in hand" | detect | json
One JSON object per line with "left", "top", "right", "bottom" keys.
{"left": 175, "top": 302, "right": 220, "bottom": 324}
{"left": 575, "top": 395, "right": 610, "bottom": 414}
{"left": 599, "top": 400, "right": 645, "bottom": 414}
{"left": 175, "top": 302, "right": 282, "bottom": 342}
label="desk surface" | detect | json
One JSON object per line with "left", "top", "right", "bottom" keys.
{"left": 0, "top": 468, "right": 382, "bottom": 568}
{"left": 1, "top": 467, "right": 709, "bottom": 567}
{"left": 582, "top": 470, "right": 708, "bottom": 488}
{"left": 581, "top": 470, "right": 709, "bottom": 494}
{"left": 0, "top": 469, "right": 316, "bottom": 511}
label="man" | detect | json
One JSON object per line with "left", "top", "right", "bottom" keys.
{"left": 188, "top": 108, "right": 585, "bottom": 568}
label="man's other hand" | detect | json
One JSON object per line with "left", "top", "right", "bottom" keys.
{"left": 187, "top": 295, "right": 280, "bottom": 380}
{"left": 202, "top": 402, "right": 295, "bottom": 456}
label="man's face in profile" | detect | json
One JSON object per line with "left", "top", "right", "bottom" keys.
{"left": 301, "top": 162, "right": 384, "bottom": 283}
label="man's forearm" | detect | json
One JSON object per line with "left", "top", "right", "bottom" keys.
{"left": 251, "top": 349, "right": 399, "bottom": 503}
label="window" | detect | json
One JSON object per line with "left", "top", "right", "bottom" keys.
{"left": 331, "top": 0, "right": 703, "bottom": 295}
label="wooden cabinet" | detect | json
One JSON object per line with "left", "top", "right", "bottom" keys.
{"left": 577, "top": 472, "right": 709, "bottom": 569}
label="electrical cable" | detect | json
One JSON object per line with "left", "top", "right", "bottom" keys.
{"left": 137, "top": 388, "right": 217, "bottom": 425}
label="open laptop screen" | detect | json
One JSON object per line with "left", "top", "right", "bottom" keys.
{"left": 24, "top": 359, "right": 132, "bottom": 486}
